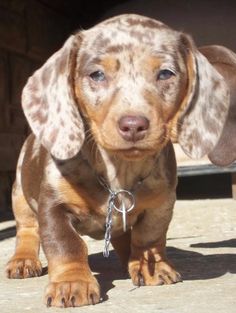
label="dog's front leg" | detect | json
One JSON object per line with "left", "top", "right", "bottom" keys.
{"left": 128, "top": 194, "right": 182, "bottom": 286}
{"left": 38, "top": 201, "right": 100, "bottom": 308}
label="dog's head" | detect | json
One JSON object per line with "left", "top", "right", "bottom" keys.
{"left": 22, "top": 14, "right": 229, "bottom": 161}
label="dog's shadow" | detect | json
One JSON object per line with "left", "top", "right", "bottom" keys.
{"left": 89, "top": 239, "right": 236, "bottom": 301}
{"left": 89, "top": 250, "right": 128, "bottom": 301}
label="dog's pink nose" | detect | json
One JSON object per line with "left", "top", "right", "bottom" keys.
{"left": 118, "top": 115, "right": 149, "bottom": 142}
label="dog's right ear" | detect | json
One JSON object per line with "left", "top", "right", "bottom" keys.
{"left": 22, "top": 35, "right": 85, "bottom": 160}
{"left": 174, "top": 34, "right": 230, "bottom": 160}
{"left": 199, "top": 45, "right": 236, "bottom": 166}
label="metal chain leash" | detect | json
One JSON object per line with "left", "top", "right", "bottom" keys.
{"left": 103, "top": 192, "right": 116, "bottom": 257}
{"left": 103, "top": 189, "right": 135, "bottom": 257}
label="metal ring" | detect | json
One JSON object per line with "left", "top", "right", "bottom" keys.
{"left": 112, "top": 189, "right": 135, "bottom": 213}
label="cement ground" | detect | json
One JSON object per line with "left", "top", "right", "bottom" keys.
{"left": 0, "top": 199, "right": 235, "bottom": 313}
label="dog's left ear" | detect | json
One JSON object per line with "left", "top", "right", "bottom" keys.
{"left": 176, "top": 34, "right": 230, "bottom": 159}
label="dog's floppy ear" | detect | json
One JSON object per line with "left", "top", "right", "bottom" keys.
{"left": 176, "top": 35, "right": 230, "bottom": 159}
{"left": 199, "top": 45, "right": 236, "bottom": 166}
{"left": 22, "top": 35, "right": 84, "bottom": 160}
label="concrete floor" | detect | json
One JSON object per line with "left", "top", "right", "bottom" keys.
{"left": 0, "top": 199, "right": 235, "bottom": 313}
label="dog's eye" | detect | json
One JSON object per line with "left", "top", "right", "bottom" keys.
{"left": 157, "top": 69, "right": 175, "bottom": 80}
{"left": 89, "top": 71, "right": 106, "bottom": 82}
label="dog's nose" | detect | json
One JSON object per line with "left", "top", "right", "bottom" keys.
{"left": 118, "top": 115, "right": 150, "bottom": 142}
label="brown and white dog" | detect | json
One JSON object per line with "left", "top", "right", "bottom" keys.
{"left": 6, "top": 14, "right": 236, "bottom": 308}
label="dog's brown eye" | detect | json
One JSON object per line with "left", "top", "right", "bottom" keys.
{"left": 157, "top": 69, "right": 175, "bottom": 80}
{"left": 89, "top": 71, "right": 106, "bottom": 82}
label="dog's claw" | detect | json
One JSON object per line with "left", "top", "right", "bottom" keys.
{"left": 71, "top": 296, "right": 76, "bottom": 307}
{"left": 47, "top": 297, "right": 52, "bottom": 307}
{"left": 90, "top": 293, "right": 96, "bottom": 305}
{"left": 137, "top": 272, "right": 145, "bottom": 286}
{"left": 61, "top": 297, "right": 66, "bottom": 308}
{"left": 176, "top": 273, "right": 183, "bottom": 283}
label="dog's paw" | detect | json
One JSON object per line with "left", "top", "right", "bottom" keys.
{"left": 6, "top": 257, "right": 42, "bottom": 279}
{"left": 129, "top": 260, "right": 182, "bottom": 286}
{"left": 45, "top": 278, "right": 101, "bottom": 308}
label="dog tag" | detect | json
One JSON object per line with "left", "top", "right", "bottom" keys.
{"left": 112, "top": 190, "right": 135, "bottom": 232}
{"left": 121, "top": 200, "right": 127, "bottom": 232}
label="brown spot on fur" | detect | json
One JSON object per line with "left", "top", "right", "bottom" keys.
{"left": 106, "top": 44, "right": 124, "bottom": 54}
{"left": 56, "top": 102, "right": 61, "bottom": 113}
{"left": 130, "top": 30, "right": 146, "bottom": 41}
{"left": 31, "top": 109, "right": 48, "bottom": 124}
{"left": 213, "top": 79, "right": 220, "bottom": 89}
{"left": 115, "top": 59, "right": 121, "bottom": 71}
{"left": 93, "top": 34, "right": 111, "bottom": 51}
{"left": 57, "top": 49, "right": 68, "bottom": 74}
{"left": 160, "top": 44, "right": 168, "bottom": 52}
{"left": 125, "top": 17, "right": 166, "bottom": 30}
{"left": 79, "top": 52, "right": 92, "bottom": 68}
{"left": 69, "top": 133, "right": 75, "bottom": 141}
{"left": 42, "top": 67, "right": 51, "bottom": 86}
{"left": 48, "top": 128, "right": 59, "bottom": 144}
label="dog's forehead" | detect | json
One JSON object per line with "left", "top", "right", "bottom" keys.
{"left": 81, "top": 14, "right": 179, "bottom": 55}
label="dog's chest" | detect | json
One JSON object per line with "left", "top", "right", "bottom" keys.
{"left": 69, "top": 182, "right": 167, "bottom": 240}
{"left": 72, "top": 194, "right": 139, "bottom": 240}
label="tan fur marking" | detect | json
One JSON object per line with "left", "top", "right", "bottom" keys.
{"left": 100, "top": 56, "right": 121, "bottom": 73}
{"left": 58, "top": 180, "right": 88, "bottom": 208}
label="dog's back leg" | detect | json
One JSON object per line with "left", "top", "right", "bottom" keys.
{"left": 6, "top": 176, "right": 42, "bottom": 279}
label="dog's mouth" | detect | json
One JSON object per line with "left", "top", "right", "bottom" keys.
{"left": 107, "top": 147, "right": 159, "bottom": 160}
{"left": 116, "top": 148, "right": 146, "bottom": 159}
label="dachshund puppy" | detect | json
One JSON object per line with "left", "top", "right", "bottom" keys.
{"left": 6, "top": 14, "right": 231, "bottom": 307}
